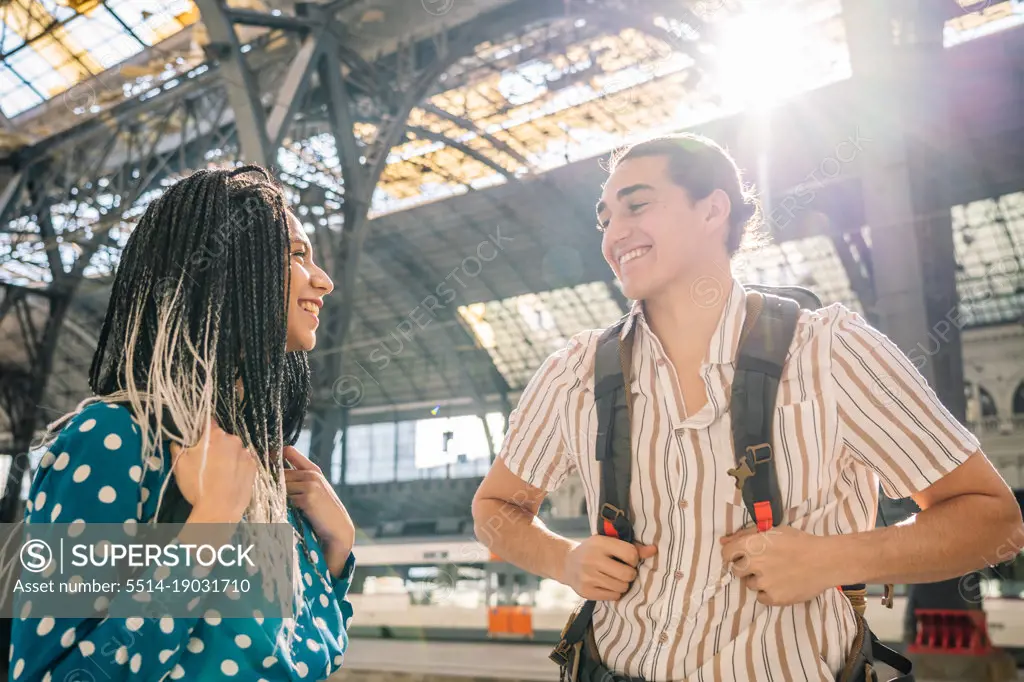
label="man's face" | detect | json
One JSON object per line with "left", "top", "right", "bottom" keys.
{"left": 598, "top": 155, "right": 718, "bottom": 301}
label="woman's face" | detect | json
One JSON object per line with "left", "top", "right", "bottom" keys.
{"left": 285, "top": 212, "right": 334, "bottom": 352}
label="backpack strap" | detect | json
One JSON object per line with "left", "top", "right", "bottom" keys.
{"left": 594, "top": 318, "right": 635, "bottom": 543}
{"left": 731, "top": 293, "right": 901, "bottom": 652}
{"left": 731, "top": 291, "right": 798, "bottom": 531}
{"left": 551, "top": 316, "right": 636, "bottom": 667}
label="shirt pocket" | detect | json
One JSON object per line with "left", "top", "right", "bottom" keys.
{"left": 772, "top": 399, "right": 826, "bottom": 515}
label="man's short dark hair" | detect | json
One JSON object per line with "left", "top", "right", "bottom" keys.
{"left": 608, "top": 133, "right": 767, "bottom": 255}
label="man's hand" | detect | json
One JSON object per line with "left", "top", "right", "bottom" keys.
{"left": 563, "top": 536, "right": 657, "bottom": 600}
{"left": 720, "top": 526, "right": 836, "bottom": 606}
{"left": 284, "top": 446, "right": 355, "bottom": 579}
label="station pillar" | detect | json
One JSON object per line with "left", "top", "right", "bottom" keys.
{"left": 842, "top": 1, "right": 1016, "bottom": 679}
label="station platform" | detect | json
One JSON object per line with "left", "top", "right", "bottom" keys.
{"left": 328, "top": 638, "right": 1024, "bottom": 682}
{"left": 331, "top": 639, "right": 553, "bottom": 681}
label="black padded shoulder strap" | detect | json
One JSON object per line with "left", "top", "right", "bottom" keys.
{"left": 593, "top": 317, "right": 634, "bottom": 542}
{"left": 553, "top": 317, "right": 635, "bottom": 658}
{"left": 730, "top": 292, "right": 800, "bottom": 531}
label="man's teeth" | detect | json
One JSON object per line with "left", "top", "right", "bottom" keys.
{"left": 300, "top": 302, "right": 319, "bottom": 315}
{"left": 619, "top": 247, "right": 650, "bottom": 265}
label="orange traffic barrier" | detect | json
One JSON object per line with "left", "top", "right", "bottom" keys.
{"left": 488, "top": 605, "right": 534, "bottom": 638}
{"left": 908, "top": 609, "right": 993, "bottom": 656}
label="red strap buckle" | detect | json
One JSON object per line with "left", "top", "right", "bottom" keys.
{"left": 753, "top": 500, "right": 773, "bottom": 532}
{"left": 601, "top": 503, "right": 625, "bottom": 539}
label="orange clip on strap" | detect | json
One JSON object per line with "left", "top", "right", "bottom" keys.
{"left": 603, "top": 519, "right": 619, "bottom": 538}
{"left": 753, "top": 500, "right": 773, "bottom": 532}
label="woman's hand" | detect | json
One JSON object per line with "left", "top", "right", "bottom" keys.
{"left": 283, "top": 446, "right": 355, "bottom": 578}
{"left": 170, "top": 418, "right": 257, "bottom": 522}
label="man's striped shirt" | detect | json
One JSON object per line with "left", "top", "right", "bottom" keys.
{"left": 499, "top": 278, "right": 979, "bottom": 681}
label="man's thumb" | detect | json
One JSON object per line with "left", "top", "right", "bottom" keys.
{"left": 636, "top": 543, "right": 658, "bottom": 559}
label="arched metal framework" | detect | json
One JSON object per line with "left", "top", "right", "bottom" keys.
{"left": 0, "top": 0, "right": 716, "bottom": 510}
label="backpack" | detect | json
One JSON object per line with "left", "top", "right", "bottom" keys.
{"left": 550, "top": 285, "right": 914, "bottom": 682}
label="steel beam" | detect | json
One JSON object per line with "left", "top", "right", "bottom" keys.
{"left": 406, "top": 126, "right": 514, "bottom": 179}
{"left": 0, "top": 292, "right": 71, "bottom": 521}
{"left": 418, "top": 102, "right": 536, "bottom": 173}
{"left": 26, "top": 182, "right": 64, "bottom": 288}
{"left": 267, "top": 30, "right": 326, "bottom": 149}
{"left": 224, "top": 7, "right": 318, "bottom": 32}
{"left": 480, "top": 413, "right": 497, "bottom": 463}
{"left": 0, "top": 285, "right": 26, "bottom": 326}
{"left": 828, "top": 222, "right": 878, "bottom": 324}
{"left": 326, "top": 12, "right": 573, "bottom": 361}
{"left": 0, "top": 171, "right": 23, "bottom": 228}
{"left": 193, "top": 0, "right": 274, "bottom": 166}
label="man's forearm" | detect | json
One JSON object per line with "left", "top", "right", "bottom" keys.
{"left": 473, "top": 498, "right": 578, "bottom": 583}
{"left": 823, "top": 492, "right": 1024, "bottom": 586}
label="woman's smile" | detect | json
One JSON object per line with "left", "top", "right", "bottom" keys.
{"left": 298, "top": 299, "right": 322, "bottom": 328}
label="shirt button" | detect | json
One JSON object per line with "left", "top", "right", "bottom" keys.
{"left": 674, "top": 571, "right": 684, "bottom": 581}
{"left": 658, "top": 632, "right": 669, "bottom": 644}
{"left": 657, "top": 359, "right": 666, "bottom": 367}
{"left": 678, "top": 499, "right": 688, "bottom": 509}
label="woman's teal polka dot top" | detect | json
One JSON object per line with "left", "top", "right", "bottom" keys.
{"left": 11, "top": 401, "right": 355, "bottom": 681}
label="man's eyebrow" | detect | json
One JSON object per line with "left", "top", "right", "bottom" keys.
{"left": 596, "top": 183, "right": 655, "bottom": 216}
{"left": 617, "top": 183, "right": 654, "bottom": 199}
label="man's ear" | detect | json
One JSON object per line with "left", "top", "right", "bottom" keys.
{"left": 703, "top": 188, "right": 733, "bottom": 236}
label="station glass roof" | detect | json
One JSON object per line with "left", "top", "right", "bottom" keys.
{"left": 1, "top": 0, "right": 1022, "bottom": 417}
{"left": 0, "top": 0, "right": 200, "bottom": 118}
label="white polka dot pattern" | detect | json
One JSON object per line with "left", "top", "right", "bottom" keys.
{"left": 11, "top": 403, "right": 355, "bottom": 681}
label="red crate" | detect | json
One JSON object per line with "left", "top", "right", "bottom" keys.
{"left": 908, "top": 609, "right": 993, "bottom": 656}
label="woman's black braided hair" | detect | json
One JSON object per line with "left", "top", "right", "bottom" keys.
{"left": 89, "top": 165, "right": 332, "bottom": 593}
{"left": 90, "top": 164, "right": 308, "bottom": 452}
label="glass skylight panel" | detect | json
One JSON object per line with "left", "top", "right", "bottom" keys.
{"left": 1, "top": 20, "right": 25, "bottom": 54}
{"left": 0, "top": 80, "right": 41, "bottom": 115}
{"left": 105, "top": 0, "right": 196, "bottom": 47}
{"left": 2, "top": 2, "right": 48, "bottom": 47}
{"left": 0, "top": 0, "right": 195, "bottom": 117}
{"left": 372, "top": 2, "right": 855, "bottom": 215}
{"left": 0, "top": 61, "right": 27, "bottom": 94}
{"left": 459, "top": 282, "right": 623, "bottom": 389}
{"left": 953, "top": 191, "right": 1024, "bottom": 326}
{"left": 32, "top": 0, "right": 76, "bottom": 23}
{"left": 945, "top": 1, "right": 1024, "bottom": 47}
{"left": 60, "top": 8, "right": 143, "bottom": 68}
{"left": 6, "top": 43, "right": 69, "bottom": 85}
{"left": 733, "top": 236, "right": 859, "bottom": 310}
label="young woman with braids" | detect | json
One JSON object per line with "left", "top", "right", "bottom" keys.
{"left": 10, "top": 166, "right": 354, "bottom": 681}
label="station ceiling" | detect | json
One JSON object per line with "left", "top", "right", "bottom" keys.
{"left": 0, "top": 0, "right": 1022, "bottom": 435}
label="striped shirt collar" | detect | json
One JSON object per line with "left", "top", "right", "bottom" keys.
{"left": 619, "top": 278, "right": 748, "bottom": 365}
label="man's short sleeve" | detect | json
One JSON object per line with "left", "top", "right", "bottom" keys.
{"left": 499, "top": 334, "right": 590, "bottom": 493}
{"left": 830, "top": 306, "right": 980, "bottom": 500}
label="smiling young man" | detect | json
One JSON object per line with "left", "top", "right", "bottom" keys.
{"left": 471, "top": 133, "right": 1023, "bottom": 681}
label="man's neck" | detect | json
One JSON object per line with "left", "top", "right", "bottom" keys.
{"left": 643, "top": 262, "right": 733, "bottom": 366}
